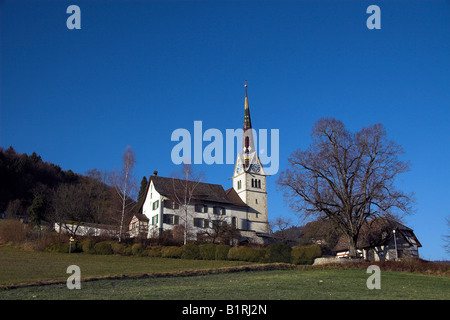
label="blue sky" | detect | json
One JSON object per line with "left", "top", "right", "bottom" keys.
{"left": 1, "top": 0, "right": 449, "bottom": 260}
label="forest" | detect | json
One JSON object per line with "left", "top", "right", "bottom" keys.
{"left": 0, "top": 146, "right": 142, "bottom": 231}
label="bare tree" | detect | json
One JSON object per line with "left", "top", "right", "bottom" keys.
{"left": 85, "top": 169, "right": 110, "bottom": 224}
{"left": 52, "top": 182, "right": 93, "bottom": 236}
{"left": 444, "top": 217, "right": 450, "bottom": 255}
{"left": 269, "top": 216, "right": 293, "bottom": 245}
{"left": 277, "top": 118, "right": 413, "bottom": 257}
{"left": 109, "top": 146, "right": 137, "bottom": 242}
{"left": 170, "top": 164, "right": 204, "bottom": 244}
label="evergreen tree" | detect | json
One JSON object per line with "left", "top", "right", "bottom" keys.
{"left": 136, "top": 176, "right": 148, "bottom": 214}
{"left": 28, "top": 195, "right": 47, "bottom": 226}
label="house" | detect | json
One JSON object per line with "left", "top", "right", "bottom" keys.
{"left": 128, "top": 84, "right": 271, "bottom": 244}
{"left": 128, "top": 213, "right": 149, "bottom": 238}
{"left": 334, "top": 218, "right": 422, "bottom": 261}
{"left": 54, "top": 221, "right": 118, "bottom": 237}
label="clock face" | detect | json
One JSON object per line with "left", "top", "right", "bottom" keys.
{"left": 236, "top": 165, "right": 241, "bottom": 173}
{"left": 251, "top": 164, "right": 260, "bottom": 172}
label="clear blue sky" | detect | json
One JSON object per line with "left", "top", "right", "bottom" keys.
{"left": 1, "top": 0, "right": 449, "bottom": 260}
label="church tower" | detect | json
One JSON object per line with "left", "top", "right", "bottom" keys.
{"left": 232, "top": 83, "right": 269, "bottom": 233}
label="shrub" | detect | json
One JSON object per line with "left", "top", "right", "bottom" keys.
{"left": 181, "top": 243, "right": 201, "bottom": 260}
{"left": 112, "top": 242, "right": 127, "bottom": 255}
{"left": 124, "top": 246, "right": 133, "bottom": 256}
{"left": 161, "top": 246, "right": 182, "bottom": 258}
{"left": 81, "top": 238, "right": 96, "bottom": 254}
{"left": 94, "top": 241, "right": 113, "bottom": 255}
{"left": 265, "top": 244, "right": 292, "bottom": 263}
{"left": 215, "top": 244, "right": 231, "bottom": 260}
{"left": 227, "top": 246, "right": 265, "bottom": 262}
{"left": 45, "top": 242, "right": 70, "bottom": 253}
{"left": 199, "top": 243, "right": 217, "bottom": 260}
{"left": 145, "top": 246, "right": 162, "bottom": 257}
{"left": 0, "top": 219, "right": 31, "bottom": 244}
{"left": 131, "top": 243, "right": 145, "bottom": 256}
{"left": 291, "top": 244, "right": 322, "bottom": 265}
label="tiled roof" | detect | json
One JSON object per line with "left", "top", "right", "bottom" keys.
{"left": 139, "top": 175, "right": 248, "bottom": 211}
{"left": 333, "top": 218, "right": 421, "bottom": 252}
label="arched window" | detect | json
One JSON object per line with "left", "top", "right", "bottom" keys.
{"left": 258, "top": 180, "right": 261, "bottom": 189}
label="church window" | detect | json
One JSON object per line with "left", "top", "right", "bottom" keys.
{"left": 237, "top": 180, "right": 242, "bottom": 190}
{"left": 258, "top": 180, "right": 261, "bottom": 188}
{"left": 255, "top": 199, "right": 258, "bottom": 204}
{"left": 251, "top": 179, "right": 254, "bottom": 188}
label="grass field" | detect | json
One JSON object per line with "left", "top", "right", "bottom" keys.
{"left": 1, "top": 246, "right": 449, "bottom": 300}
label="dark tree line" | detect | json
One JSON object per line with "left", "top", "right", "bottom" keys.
{"left": 0, "top": 146, "right": 142, "bottom": 235}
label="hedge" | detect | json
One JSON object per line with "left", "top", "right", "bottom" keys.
{"left": 227, "top": 246, "right": 265, "bottom": 262}
{"left": 46, "top": 242, "right": 70, "bottom": 253}
{"left": 145, "top": 246, "right": 162, "bottom": 257}
{"left": 131, "top": 243, "right": 145, "bottom": 256}
{"left": 41, "top": 239, "right": 323, "bottom": 264}
{"left": 93, "top": 241, "right": 113, "bottom": 255}
{"left": 161, "top": 246, "right": 182, "bottom": 258}
{"left": 199, "top": 243, "right": 217, "bottom": 260}
{"left": 112, "top": 242, "right": 127, "bottom": 255}
{"left": 291, "top": 244, "right": 322, "bottom": 265}
{"left": 215, "top": 244, "right": 231, "bottom": 260}
{"left": 265, "top": 244, "right": 292, "bottom": 263}
{"left": 46, "top": 241, "right": 81, "bottom": 253}
{"left": 181, "top": 243, "right": 201, "bottom": 260}
{"left": 81, "top": 239, "right": 96, "bottom": 254}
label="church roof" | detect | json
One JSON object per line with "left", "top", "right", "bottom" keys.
{"left": 225, "top": 187, "right": 249, "bottom": 208}
{"left": 140, "top": 174, "right": 249, "bottom": 211}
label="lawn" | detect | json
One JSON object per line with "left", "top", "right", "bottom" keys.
{"left": 1, "top": 268, "right": 449, "bottom": 300}
{"left": 0, "top": 246, "right": 449, "bottom": 300}
{"left": 0, "top": 246, "right": 250, "bottom": 286}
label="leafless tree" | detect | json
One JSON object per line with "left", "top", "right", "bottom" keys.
{"left": 277, "top": 118, "right": 413, "bottom": 257}
{"left": 170, "top": 164, "right": 204, "bottom": 244}
{"left": 52, "top": 182, "right": 93, "bottom": 236}
{"left": 444, "top": 217, "right": 450, "bottom": 255}
{"left": 109, "top": 146, "right": 137, "bottom": 242}
{"left": 85, "top": 168, "right": 110, "bottom": 224}
{"left": 269, "top": 216, "right": 293, "bottom": 244}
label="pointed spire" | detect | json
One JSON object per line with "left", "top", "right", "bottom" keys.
{"left": 242, "top": 81, "right": 255, "bottom": 168}
{"left": 243, "top": 80, "right": 252, "bottom": 130}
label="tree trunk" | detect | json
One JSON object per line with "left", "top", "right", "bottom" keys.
{"left": 348, "top": 235, "right": 358, "bottom": 258}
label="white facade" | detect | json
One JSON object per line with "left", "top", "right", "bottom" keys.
{"left": 141, "top": 179, "right": 257, "bottom": 241}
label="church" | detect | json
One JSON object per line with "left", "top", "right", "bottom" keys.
{"left": 129, "top": 84, "right": 271, "bottom": 244}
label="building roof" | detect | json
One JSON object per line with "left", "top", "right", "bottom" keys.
{"left": 225, "top": 187, "right": 249, "bottom": 208}
{"left": 333, "top": 218, "right": 422, "bottom": 252}
{"left": 132, "top": 213, "right": 149, "bottom": 222}
{"left": 139, "top": 174, "right": 249, "bottom": 212}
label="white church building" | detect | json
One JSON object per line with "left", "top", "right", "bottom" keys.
{"left": 129, "top": 85, "right": 272, "bottom": 244}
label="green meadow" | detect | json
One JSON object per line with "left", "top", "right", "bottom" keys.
{"left": 1, "top": 246, "right": 449, "bottom": 300}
